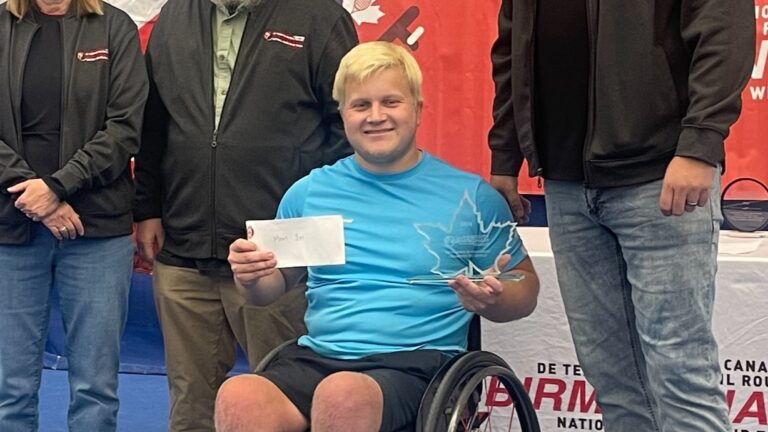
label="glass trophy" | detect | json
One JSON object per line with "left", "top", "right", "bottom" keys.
{"left": 409, "top": 191, "right": 525, "bottom": 285}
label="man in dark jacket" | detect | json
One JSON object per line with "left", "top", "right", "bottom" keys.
{"left": 133, "top": 0, "right": 357, "bottom": 430}
{"left": 488, "top": 0, "right": 754, "bottom": 430}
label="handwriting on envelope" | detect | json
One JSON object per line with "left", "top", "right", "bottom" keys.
{"left": 245, "top": 215, "right": 346, "bottom": 268}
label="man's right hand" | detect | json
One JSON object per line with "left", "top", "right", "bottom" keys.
{"left": 228, "top": 239, "right": 277, "bottom": 286}
{"left": 490, "top": 175, "right": 531, "bottom": 224}
{"left": 136, "top": 218, "right": 165, "bottom": 263}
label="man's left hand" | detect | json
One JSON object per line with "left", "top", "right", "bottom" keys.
{"left": 659, "top": 156, "right": 716, "bottom": 216}
{"left": 8, "top": 179, "right": 60, "bottom": 220}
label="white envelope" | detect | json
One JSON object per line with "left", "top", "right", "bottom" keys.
{"left": 245, "top": 215, "right": 346, "bottom": 268}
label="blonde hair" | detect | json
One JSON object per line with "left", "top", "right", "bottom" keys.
{"left": 333, "top": 41, "right": 423, "bottom": 105}
{"left": 6, "top": 0, "right": 103, "bottom": 19}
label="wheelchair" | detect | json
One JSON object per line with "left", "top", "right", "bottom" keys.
{"left": 255, "top": 315, "right": 540, "bottom": 432}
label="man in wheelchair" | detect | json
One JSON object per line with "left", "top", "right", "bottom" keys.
{"left": 216, "top": 41, "right": 540, "bottom": 432}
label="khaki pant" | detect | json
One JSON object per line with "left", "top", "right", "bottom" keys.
{"left": 152, "top": 261, "right": 307, "bottom": 432}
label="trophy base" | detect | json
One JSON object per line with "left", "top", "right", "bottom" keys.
{"left": 407, "top": 272, "right": 525, "bottom": 285}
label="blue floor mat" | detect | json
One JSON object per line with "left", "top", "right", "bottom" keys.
{"left": 39, "top": 369, "right": 169, "bottom": 432}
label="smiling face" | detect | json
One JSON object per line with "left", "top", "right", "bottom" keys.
{"left": 341, "top": 67, "right": 423, "bottom": 174}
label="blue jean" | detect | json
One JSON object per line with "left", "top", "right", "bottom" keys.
{"left": 0, "top": 225, "right": 132, "bottom": 432}
{"left": 544, "top": 177, "right": 729, "bottom": 431}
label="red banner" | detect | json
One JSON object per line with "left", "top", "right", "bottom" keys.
{"left": 351, "top": 0, "right": 768, "bottom": 194}
{"left": 725, "top": 0, "right": 768, "bottom": 196}
{"left": 349, "top": 0, "right": 500, "bottom": 180}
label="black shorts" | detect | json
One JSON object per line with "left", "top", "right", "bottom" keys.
{"left": 258, "top": 343, "right": 451, "bottom": 432}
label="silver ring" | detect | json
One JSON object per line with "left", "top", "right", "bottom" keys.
{"left": 58, "top": 226, "right": 67, "bottom": 232}
{"left": 686, "top": 202, "right": 698, "bottom": 206}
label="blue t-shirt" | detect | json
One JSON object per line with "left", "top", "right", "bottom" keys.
{"left": 277, "top": 152, "right": 527, "bottom": 359}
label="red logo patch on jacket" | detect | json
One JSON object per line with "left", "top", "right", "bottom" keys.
{"left": 263, "top": 31, "right": 305, "bottom": 49}
{"left": 77, "top": 49, "right": 110, "bottom": 62}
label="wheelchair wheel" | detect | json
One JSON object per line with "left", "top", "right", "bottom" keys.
{"left": 417, "top": 351, "right": 539, "bottom": 432}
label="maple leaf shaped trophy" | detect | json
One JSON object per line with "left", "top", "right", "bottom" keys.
{"left": 410, "top": 191, "right": 525, "bottom": 285}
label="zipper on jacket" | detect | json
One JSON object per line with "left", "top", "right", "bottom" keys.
{"left": 530, "top": 0, "right": 539, "bottom": 180}
{"left": 210, "top": 129, "right": 218, "bottom": 257}
{"left": 582, "top": 0, "right": 598, "bottom": 186}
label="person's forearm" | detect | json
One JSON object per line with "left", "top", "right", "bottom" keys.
{"left": 481, "top": 268, "right": 539, "bottom": 323}
{"left": 236, "top": 270, "right": 288, "bottom": 306}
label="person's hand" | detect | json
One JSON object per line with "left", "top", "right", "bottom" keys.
{"left": 41, "top": 202, "right": 84, "bottom": 240}
{"left": 449, "top": 255, "right": 512, "bottom": 314}
{"left": 8, "top": 179, "right": 59, "bottom": 220}
{"left": 228, "top": 239, "right": 277, "bottom": 286}
{"left": 659, "top": 156, "right": 716, "bottom": 216}
{"left": 490, "top": 175, "right": 531, "bottom": 224}
{"left": 136, "top": 218, "right": 165, "bottom": 263}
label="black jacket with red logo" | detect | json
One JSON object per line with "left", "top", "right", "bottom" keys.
{"left": 0, "top": 3, "right": 148, "bottom": 244}
{"left": 134, "top": 0, "right": 357, "bottom": 261}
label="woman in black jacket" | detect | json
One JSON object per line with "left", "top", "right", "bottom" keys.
{"left": 0, "top": 0, "right": 147, "bottom": 429}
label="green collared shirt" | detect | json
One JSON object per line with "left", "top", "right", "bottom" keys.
{"left": 211, "top": 1, "right": 249, "bottom": 128}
